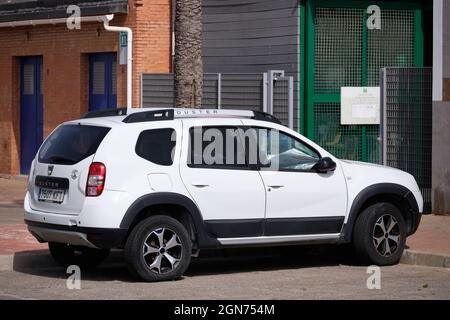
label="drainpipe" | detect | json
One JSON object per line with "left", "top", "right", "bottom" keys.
{"left": 102, "top": 14, "right": 133, "bottom": 109}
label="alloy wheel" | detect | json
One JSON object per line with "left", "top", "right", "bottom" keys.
{"left": 372, "top": 214, "right": 401, "bottom": 257}
{"left": 142, "top": 228, "right": 183, "bottom": 274}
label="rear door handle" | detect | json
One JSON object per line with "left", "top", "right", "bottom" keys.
{"left": 268, "top": 185, "right": 284, "bottom": 189}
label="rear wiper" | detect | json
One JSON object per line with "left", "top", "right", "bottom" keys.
{"left": 48, "top": 155, "right": 77, "bottom": 164}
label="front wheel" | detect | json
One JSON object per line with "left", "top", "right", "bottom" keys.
{"left": 124, "top": 215, "right": 192, "bottom": 282}
{"left": 353, "top": 202, "right": 406, "bottom": 266}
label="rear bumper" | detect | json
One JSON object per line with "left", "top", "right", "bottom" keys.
{"left": 25, "top": 220, "right": 127, "bottom": 249}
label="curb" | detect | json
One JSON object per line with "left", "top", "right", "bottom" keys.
{"left": 0, "top": 255, "right": 13, "bottom": 271}
{"left": 401, "top": 249, "right": 450, "bottom": 269}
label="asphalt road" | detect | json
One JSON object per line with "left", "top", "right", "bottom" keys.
{"left": 0, "top": 246, "right": 449, "bottom": 300}
{"left": 0, "top": 197, "right": 449, "bottom": 300}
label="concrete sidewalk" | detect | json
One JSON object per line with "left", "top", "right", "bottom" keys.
{"left": 0, "top": 176, "right": 449, "bottom": 269}
{"left": 0, "top": 176, "right": 27, "bottom": 207}
{"left": 401, "top": 214, "right": 450, "bottom": 268}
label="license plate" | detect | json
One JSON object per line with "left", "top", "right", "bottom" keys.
{"left": 38, "top": 188, "right": 65, "bottom": 203}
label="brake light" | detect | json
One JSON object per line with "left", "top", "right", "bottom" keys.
{"left": 86, "top": 162, "right": 106, "bottom": 197}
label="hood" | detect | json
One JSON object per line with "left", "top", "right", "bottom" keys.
{"left": 338, "top": 159, "right": 420, "bottom": 192}
{"left": 339, "top": 159, "right": 402, "bottom": 171}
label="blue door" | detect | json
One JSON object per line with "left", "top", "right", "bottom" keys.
{"left": 89, "top": 53, "right": 117, "bottom": 111}
{"left": 20, "top": 56, "right": 43, "bottom": 174}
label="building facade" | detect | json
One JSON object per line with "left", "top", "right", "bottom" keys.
{"left": 432, "top": 0, "right": 450, "bottom": 214}
{"left": 0, "top": 0, "right": 171, "bottom": 175}
{"left": 202, "top": 0, "right": 432, "bottom": 163}
{"left": 0, "top": 0, "right": 446, "bottom": 213}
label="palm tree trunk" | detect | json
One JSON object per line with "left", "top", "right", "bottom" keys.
{"left": 174, "top": 0, "right": 203, "bottom": 108}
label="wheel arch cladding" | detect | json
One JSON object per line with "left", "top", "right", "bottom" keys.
{"left": 342, "top": 183, "right": 420, "bottom": 242}
{"left": 120, "top": 192, "right": 220, "bottom": 248}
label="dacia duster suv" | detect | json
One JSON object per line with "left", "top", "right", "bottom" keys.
{"left": 24, "top": 108, "right": 423, "bottom": 282}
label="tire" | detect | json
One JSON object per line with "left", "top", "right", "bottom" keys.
{"left": 352, "top": 202, "right": 406, "bottom": 266}
{"left": 48, "top": 242, "right": 110, "bottom": 269}
{"left": 124, "top": 215, "right": 192, "bottom": 282}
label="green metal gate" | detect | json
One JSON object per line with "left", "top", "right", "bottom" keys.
{"left": 302, "top": 0, "right": 424, "bottom": 162}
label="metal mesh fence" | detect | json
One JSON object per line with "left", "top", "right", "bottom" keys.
{"left": 367, "top": 9, "right": 415, "bottom": 86}
{"left": 273, "top": 78, "right": 290, "bottom": 127}
{"left": 312, "top": 5, "right": 417, "bottom": 164}
{"left": 381, "top": 67, "right": 432, "bottom": 212}
{"left": 313, "top": 102, "right": 380, "bottom": 162}
{"left": 314, "top": 7, "right": 363, "bottom": 93}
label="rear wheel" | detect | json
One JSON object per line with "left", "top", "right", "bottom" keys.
{"left": 353, "top": 202, "right": 406, "bottom": 266}
{"left": 124, "top": 215, "right": 192, "bottom": 282}
{"left": 48, "top": 242, "right": 110, "bottom": 269}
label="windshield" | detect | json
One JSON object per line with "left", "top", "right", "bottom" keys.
{"left": 38, "top": 124, "right": 110, "bottom": 165}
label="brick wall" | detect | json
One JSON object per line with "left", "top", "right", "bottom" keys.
{"left": 0, "top": 0, "right": 172, "bottom": 174}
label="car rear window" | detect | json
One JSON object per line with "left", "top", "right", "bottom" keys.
{"left": 38, "top": 124, "right": 110, "bottom": 165}
{"left": 135, "top": 128, "right": 176, "bottom": 166}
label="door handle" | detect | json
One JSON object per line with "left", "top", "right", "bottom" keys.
{"left": 267, "top": 185, "right": 284, "bottom": 189}
{"left": 191, "top": 183, "right": 209, "bottom": 188}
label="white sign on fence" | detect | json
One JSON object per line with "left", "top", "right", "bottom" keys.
{"left": 341, "top": 87, "right": 380, "bottom": 125}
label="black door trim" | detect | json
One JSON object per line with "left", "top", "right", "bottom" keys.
{"left": 204, "top": 216, "right": 344, "bottom": 238}
{"left": 264, "top": 216, "right": 344, "bottom": 236}
{"left": 205, "top": 219, "right": 263, "bottom": 238}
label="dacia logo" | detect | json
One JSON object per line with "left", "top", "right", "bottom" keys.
{"left": 71, "top": 170, "right": 78, "bottom": 180}
{"left": 48, "top": 165, "right": 54, "bottom": 176}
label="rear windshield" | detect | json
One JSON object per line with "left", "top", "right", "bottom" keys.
{"left": 38, "top": 124, "right": 110, "bottom": 165}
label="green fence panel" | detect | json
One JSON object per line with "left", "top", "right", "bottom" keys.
{"left": 303, "top": 0, "right": 423, "bottom": 163}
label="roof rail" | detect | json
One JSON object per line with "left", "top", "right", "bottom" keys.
{"left": 253, "top": 111, "right": 281, "bottom": 125}
{"left": 121, "top": 108, "right": 282, "bottom": 125}
{"left": 82, "top": 108, "right": 128, "bottom": 119}
{"left": 123, "top": 109, "right": 174, "bottom": 123}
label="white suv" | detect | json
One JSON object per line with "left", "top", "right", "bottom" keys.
{"left": 24, "top": 108, "right": 423, "bottom": 282}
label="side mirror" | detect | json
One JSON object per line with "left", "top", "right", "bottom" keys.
{"left": 316, "top": 157, "right": 336, "bottom": 173}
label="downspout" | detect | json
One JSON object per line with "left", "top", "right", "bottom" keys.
{"left": 102, "top": 14, "right": 133, "bottom": 109}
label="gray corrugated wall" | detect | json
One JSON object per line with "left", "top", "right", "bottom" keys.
{"left": 202, "top": 0, "right": 300, "bottom": 130}
{"left": 141, "top": 73, "right": 265, "bottom": 112}
{"left": 141, "top": 73, "right": 219, "bottom": 108}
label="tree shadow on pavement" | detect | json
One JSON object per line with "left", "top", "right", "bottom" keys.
{"left": 12, "top": 244, "right": 364, "bottom": 282}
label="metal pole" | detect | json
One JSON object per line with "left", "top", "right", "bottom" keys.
{"left": 288, "top": 76, "right": 294, "bottom": 130}
{"left": 217, "top": 73, "right": 222, "bottom": 109}
{"left": 140, "top": 73, "right": 143, "bottom": 108}
{"left": 263, "top": 72, "right": 268, "bottom": 113}
{"left": 381, "top": 68, "right": 387, "bottom": 165}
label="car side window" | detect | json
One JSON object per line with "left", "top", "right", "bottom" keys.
{"left": 188, "top": 126, "right": 247, "bottom": 169}
{"left": 251, "top": 127, "right": 321, "bottom": 171}
{"left": 135, "top": 128, "right": 176, "bottom": 166}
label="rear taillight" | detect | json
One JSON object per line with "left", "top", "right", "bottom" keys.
{"left": 86, "top": 162, "right": 106, "bottom": 197}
